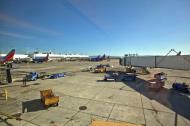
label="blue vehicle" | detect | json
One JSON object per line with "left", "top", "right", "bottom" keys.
{"left": 122, "top": 74, "right": 136, "bottom": 81}
{"left": 104, "top": 72, "right": 119, "bottom": 81}
{"left": 48, "top": 73, "right": 65, "bottom": 79}
{"left": 172, "top": 82, "right": 190, "bottom": 93}
{"left": 104, "top": 72, "right": 136, "bottom": 81}
{"left": 26, "top": 72, "right": 39, "bottom": 81}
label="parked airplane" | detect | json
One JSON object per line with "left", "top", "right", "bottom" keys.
{"left": 14, "top": 57, "right": 33, "bottom": 63}
{"left": 0, "top": 49, "right": 15, "bottom": 64}
{"left": 90, "top": 54, "right": 107, "bottom": 61}
{"left": 32, "top": 53, "right": 52, "bottom": 63}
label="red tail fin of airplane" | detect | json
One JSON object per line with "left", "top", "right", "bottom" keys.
{"left": 1, "top": 49, "right": 15, "bottom": 64}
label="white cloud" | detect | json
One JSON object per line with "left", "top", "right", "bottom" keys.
{"left": 0, "top": 13, "right": 64, "bottom": 36}
{"left": 0, "top": 30, "right": 34, "bottom": 39}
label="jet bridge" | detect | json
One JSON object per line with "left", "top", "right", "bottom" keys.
{"left": 120, "top": 55, "right": 190, "bottom": 70}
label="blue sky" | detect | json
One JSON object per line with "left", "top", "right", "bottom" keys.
{"left": 0, "top": 0, "right": 189, "bottom": 56}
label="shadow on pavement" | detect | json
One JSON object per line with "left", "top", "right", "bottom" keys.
{"left": 22, "top": 99, "right": 46, "bottom": 113}
{"left": 96, "top": 80, "right": 116, "bottom": 82}
{"left": 96, "top": 71, "right": 190, "bottom": 120}
{"left": 122, "top": 77, "right": 190, "bottom": 120}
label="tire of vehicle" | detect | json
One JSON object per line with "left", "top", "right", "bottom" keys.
{"left": 184, "top": 89, "right": 189, "bottom": 93}
{"left": 172, "top": 84, "right": 175, "bottom": 89}
{"left": 43, "top": 105, "right": 48, "bottom": 109}
{"left": 56, "top": 103, "right": 59, "bottom": 106}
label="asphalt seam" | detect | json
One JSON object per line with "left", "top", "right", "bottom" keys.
{"left": 63, "top": 86, "right": 106, "bottom": 126}
{"left": 63, "top": 110, "right": 81, "bottom": 126}
{"left": 25, "top": 110, "right": 49, "bottom": 126}
{"left": 62, "top": 109, "right": 145, "bottom": 126}
{"left": 140, "top": 88, "right": 147, "bottom": 126}
{"left": 61, "top": 94, "right": 175, "bottom": 114}
{"left": 106, "top": 103, "right": 115, "bottom": 121}
{"left": 58, "top": 80, "right": 138, "bottom": 92}
{"left": 0, "top": 111, "right": 41, "bottom": 126}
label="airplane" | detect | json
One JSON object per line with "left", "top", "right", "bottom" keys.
{"left": 89, "top": 54, "right": 107, "bottom": 61}
{"left": 14, "top": 57, "right": 33, "bottom": 64}
{"left": 0, "top": 49, "right": 15, "bottom": 65}
{"left": 32, "top": 53, "right": 52, "bottom": 63}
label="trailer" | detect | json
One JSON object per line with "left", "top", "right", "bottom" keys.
{"left": 48, "top": 73, "right": 64, "bottom": 79}
{"left": 172, "top": 83, "right": 190, "bottom": 93}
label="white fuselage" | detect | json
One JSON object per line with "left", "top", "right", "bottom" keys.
{"left": 0, "top": 54, "right": 29, "bottom": 60}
